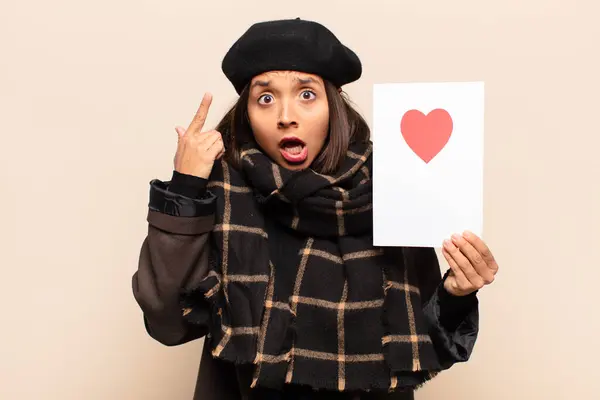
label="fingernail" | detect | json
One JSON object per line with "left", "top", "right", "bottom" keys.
{"left": 444, "top": 239, "right": 453, "bottom": 249}
{"left": 451, "top": 233, "right": 462, "bottom": 242}
{"left": 463, "top": 230, "right": 471, "bottom": 238}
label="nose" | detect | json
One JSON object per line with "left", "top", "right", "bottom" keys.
{"left": 277, "top": 99, "right": 298, "bottom": 129}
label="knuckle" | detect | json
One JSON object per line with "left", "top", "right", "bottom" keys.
{"left": 466, "top": 272, "right": 484, "bottom": 287}
{"left": 481, "top": 249, "right": 493, "bottom": 261}
{"left": 471, "top": 252, "right": 484, "bottom": 265}
{"left": 469, "top": 273, "right": 484, "bottom": 286}
{"left": 461, "top": 261, "right": 475, "bottom": 273}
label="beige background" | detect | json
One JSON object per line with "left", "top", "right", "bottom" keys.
{"left": 1, "top": 0, "right": 599, "bottom": 399}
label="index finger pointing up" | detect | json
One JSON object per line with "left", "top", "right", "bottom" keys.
{"left": 187, "top": 92, "right": 213, "bottom": 134}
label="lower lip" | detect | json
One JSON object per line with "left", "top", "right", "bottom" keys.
{"left": 280, "top": 145, "right": 308, "bottom": 164}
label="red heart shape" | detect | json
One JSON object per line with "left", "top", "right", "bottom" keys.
{"left": 400, "top": 108, "right": 453, "bottom": 163}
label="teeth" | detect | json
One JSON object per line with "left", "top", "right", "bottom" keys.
{"left": 285, "top": 145, "right": 303, "bottom": 155}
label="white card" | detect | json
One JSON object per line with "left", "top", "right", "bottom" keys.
{"left": 372, "top": 81, "right": 484, "bottom": 248}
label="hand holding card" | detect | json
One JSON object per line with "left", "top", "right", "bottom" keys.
{"left": 442, "top": 230, "right": 499, "bottom": 296}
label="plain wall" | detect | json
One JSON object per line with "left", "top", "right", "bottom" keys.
{"left": 1, "top": 0, "right": 599, "bottom": 399}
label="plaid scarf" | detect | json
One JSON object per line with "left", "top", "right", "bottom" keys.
{"left": 182, "top": 140, "right": 443, "bottom": 393}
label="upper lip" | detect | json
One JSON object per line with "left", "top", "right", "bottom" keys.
{"left": 279, "top": 136, "right": 306, "bottom": 147}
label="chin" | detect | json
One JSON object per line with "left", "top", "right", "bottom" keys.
{"left": 275, "top": 154, "right": 314, "bottom": 171}
{"left": 279, "top": 160, "right": 310, "bottom": 171}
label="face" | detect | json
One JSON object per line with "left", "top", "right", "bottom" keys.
{"left": 247, "top": 70, "right": 330, "bottom": 171}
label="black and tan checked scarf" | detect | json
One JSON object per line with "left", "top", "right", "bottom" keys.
{"left": 182, "top": 140, "right": 443, "bottom": 393}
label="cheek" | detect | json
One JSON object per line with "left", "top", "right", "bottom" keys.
{"left": 251, "top": 127, "right": 273, "bottom": 151}
{"left": 248, "top": 119, "right": 284, "bottom": 162}
{"left": 248, "top": 111, "right": 274, "bottom": 147}
{"left": 311, "top": 109, "right": 330, "bottom": 144}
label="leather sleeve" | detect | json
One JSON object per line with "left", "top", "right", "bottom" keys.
{"left": 422, "top": 271, "right": 479, "bottom": 369}
{"left": 131, "top": 178, "right": 217, "bottom": 346}
{"left": 412, "top": 247, "right": 480, "bottom": 369}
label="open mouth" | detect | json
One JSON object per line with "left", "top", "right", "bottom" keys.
{"left": 279, "top": 136, "right": 308, "bottom": 164}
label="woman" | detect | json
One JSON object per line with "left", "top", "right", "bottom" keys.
{"left": 132, "top": 18, "right": 499, "bottom": 400}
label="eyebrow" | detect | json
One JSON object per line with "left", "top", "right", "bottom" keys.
{"left": 252, "top": 80, "right": 270, "bottom": 88}
{"left": 297, "top": 77, "right": 315, "bottom": 85}
{"left": 251, "top": 77, "right": 318, "bottom": 89}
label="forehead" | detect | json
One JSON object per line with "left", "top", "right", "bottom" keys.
{"left": 250, "top": 70, "right": 324, "bottom": 85}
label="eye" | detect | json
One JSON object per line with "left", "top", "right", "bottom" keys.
{"left": 300, "top": 90, "right": 316, "bottom": 101}
{"left": 258, "top": 94, "right": 274, "bottom": 105}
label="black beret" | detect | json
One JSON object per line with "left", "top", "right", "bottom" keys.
{"left": 221, "top": 18, "right": 362, "bottom": 94}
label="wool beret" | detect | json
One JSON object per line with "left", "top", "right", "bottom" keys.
{"left": 221, "top": 18, "right": 362, "bottom": 94}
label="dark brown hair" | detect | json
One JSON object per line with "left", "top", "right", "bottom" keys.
{"left": 215, "top": 80, "right": 370, "bottom": 174}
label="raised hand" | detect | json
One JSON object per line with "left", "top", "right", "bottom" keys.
{"left": 173, "top": 93, "right": 224, "bottom": 179}
{"left": 442, "top": 231, "right": 499, "bottom": 296}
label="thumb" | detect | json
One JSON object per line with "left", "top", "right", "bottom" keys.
{"left": 175, "top": 126, "right": 186, "bottom": 138}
